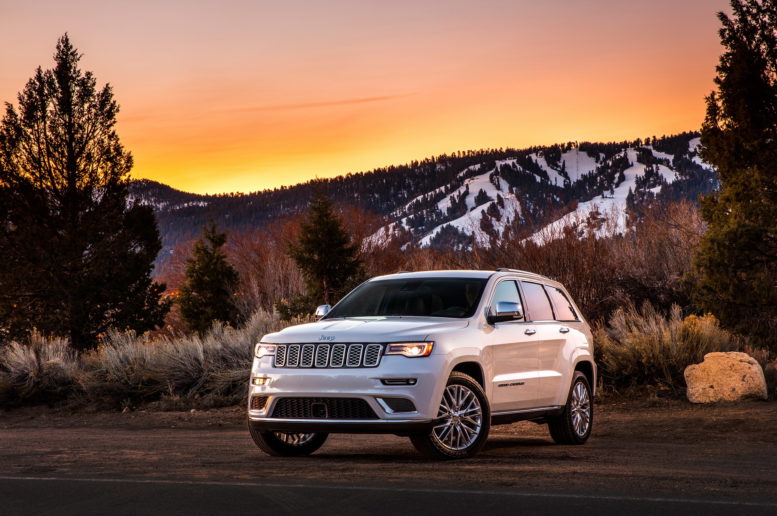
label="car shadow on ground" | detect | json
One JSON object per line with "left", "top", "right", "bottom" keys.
{"left": 280, "top": 436, "right": 564, "bottom": 463}
{"left": 482, "top": 437, "right": 555, "bottom": 451}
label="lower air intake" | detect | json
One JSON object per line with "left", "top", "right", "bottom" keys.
{"left": 250, "top": 396, "right": 268, "bottom": 411}
{"left": 271, "top": 398, "right": 379, "bottom": 419}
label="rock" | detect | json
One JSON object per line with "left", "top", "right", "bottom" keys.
{"left": 684, "top": 352, "right": 768, "bottom": 403}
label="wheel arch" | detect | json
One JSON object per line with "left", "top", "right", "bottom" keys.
{"left": 450, "top": 360, "right": 485, "bottom": 389}
{"left": 574, "top": 359, "right": 596, "bottom": 395}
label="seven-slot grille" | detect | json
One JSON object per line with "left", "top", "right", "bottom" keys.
{"left": 274, "top": 343, "right": 383, "bottom": 368}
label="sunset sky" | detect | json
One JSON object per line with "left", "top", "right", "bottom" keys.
{"left": 1, "top": 0, "right": 729, "bottom": 194}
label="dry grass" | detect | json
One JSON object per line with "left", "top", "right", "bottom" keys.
{"left": 0, "top": 310, "right": 298, "bottom": 410}
{"left": 596, "top": 302, "right": 739, "bottom": 395}
{"left": 0, "top": 331, "right": 80, "bottom": 404}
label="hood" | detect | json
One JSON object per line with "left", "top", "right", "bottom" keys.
{"left": 261, "top": 317, "right": 470, "bottom": 344}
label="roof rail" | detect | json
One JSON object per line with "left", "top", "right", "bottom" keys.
{"left": 494, "top": 268, "right": 551, "bottom": 279}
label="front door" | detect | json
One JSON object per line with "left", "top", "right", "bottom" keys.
{"left": 486, "top": 280, "right": 540, "bottom": 412}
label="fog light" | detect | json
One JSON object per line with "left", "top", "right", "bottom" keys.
{"left": 252, "top": 377, "right": 270, "bottom": 386}
{"left": 380, "top": 378, "right": 418, "bottom": 386}
{"left": 376, "top": 397, "right": 417, "bottom": 413}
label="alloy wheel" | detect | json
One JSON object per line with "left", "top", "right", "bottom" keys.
{"left": 570, "top": 381, "right": 591, "bottom": 437}
{"left": 432, "top": 384, "right": 483, "bottom": 451}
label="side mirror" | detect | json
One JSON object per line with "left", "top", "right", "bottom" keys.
{"left": 314, "top": 304, "right": 331, "bottom": 319}
{"left": 487, "top": 301, "right": 523, "bottom": 324}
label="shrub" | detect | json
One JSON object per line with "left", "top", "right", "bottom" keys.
{"left": 596, "top": 302, "right": 739, "bottom": 394}
{"left": 0, "top": 331, "right": 79, "bottom": 405}
{"left": 77, "top": 309, "right": 297, "bottom": 409}
{"left": 0, "top": 310, "right": 298, "bottom": 410}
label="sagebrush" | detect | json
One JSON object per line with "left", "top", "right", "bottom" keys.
{"left": 0, "top": 310, "right": 298, "bottom": 409}
{"left": 595, "top": 302, "right": 739, "bottom": 394}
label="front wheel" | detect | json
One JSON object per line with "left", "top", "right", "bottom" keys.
{"left": 548, "top": 371, "right": 593, "bottom": 445}
{"left": 248, "top": 421, "right": 328, "bottom": 457}
{"left": 410, "top": 372, "right": 490, "bottom": 459}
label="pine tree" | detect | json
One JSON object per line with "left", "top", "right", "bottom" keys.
{"left": 178, "top": 222, "right": 240, "bottom": 334}
{"left": 0, "top": 35, "right": 169, "bottom": 350}
{"left": 693, "top": 1, "right": 777, "bottom": 344}
{"left": 278, "top": 193, "right": 364, "bottom": 319}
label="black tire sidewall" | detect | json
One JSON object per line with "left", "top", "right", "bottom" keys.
{"left": 552, "top": 371, "right": 593, "bottom": 445}
{"left": 411, "top": 372, "right": 491, "bottom": 459}
{"left": 248, "top": 420, "right": 329, "bottom": 457}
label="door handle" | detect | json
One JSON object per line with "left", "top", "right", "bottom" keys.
{"left": 524, "top": 329, "right": 536, "bottom": 335}
{"left": 559, "top": 327, "right": 570, "bottom": 334}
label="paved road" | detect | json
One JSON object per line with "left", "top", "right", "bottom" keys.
{"left": 1, "top": 401, "right": 776, "bottom": 515}
{"left": 2, "top": 475, "right": 777, "bottom": 516}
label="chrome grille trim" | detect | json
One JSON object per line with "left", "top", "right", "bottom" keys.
{"left": 364, "top": 344, "right": 382, "bottom": 367}
{"left": 300, "top": 344, "right": 315, "bottom": 368}
{"left": 275, "top": 345, "right": 287, "bottom": 367}
{"left": 273, "top": 343, "right": 383, "bottom": 368}
{"left": 315, "top": 344, "right": 330, "bottom": 367}
{"left": 330, "top": 344, "right": 346, "bottom": 367}
{"left": 346, "top": 344, "right": 363, "bottom": 367}
{"left": 287, "top": 344, "right": 300, "bottom": 367}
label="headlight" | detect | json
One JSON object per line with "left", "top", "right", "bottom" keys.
{"left": 254, "top": 342, "right": 277, "bottom": 358}
{"left": 385, "top": 342, "right": 434, "bottom": 357}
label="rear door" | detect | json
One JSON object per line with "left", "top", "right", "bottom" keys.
{"left": 540, "top": 285, "right": 584, "bottom": 404}
{"left": 520, "top": 281, "right": 567, "bottom": 407}
{"left": 485, "top": 279, "right": 540, "bottom": 412}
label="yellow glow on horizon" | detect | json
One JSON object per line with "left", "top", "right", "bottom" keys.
{"left": 1, "top": 0, "right": 729, "bottom": 195}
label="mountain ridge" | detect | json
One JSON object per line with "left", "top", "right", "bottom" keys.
{"left": 128, "top": 131, "right": 714, "bottom": 262}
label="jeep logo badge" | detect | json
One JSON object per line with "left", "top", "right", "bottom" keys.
{"left": 318, "top": 335, "right": 335, "bottom": 341}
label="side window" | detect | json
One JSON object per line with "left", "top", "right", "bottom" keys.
{"left": 490, "top": 280, "right": 523, "bottom": 315}
{"left": 546, "top": 286, "right": 578, "bottom": 321}
{"left": 521, "top": 281, "right": 555, "bottom": 321}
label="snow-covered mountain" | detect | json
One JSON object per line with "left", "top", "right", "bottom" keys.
{"left": 129, "top": 131, "right": 714, "bottom": 262}
{"left": 370, "top": 133, "right": 713, "bottom": 249}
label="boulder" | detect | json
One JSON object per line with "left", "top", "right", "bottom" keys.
{"left": 684, "top": 352, "right": 768, "bottom": 403}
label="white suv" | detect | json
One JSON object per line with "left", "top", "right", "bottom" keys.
{"left": 248, "top": 269, "right": 595, "bottom": 459}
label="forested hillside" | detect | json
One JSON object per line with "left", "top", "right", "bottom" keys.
{"left": 130, "top": 131, "right": 715, "bottom": 262}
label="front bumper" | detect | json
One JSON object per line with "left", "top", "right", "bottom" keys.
{"left": 247, "top": 354, "right": 447, "bottom": 431}
{"left": 248, "top": 417, "right": 436, "bottom": 434}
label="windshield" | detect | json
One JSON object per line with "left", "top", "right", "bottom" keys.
{"left": 326, "top": 277, "right": 487, "bottom": 319}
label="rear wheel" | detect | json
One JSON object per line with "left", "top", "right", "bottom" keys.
{"left": 410, "top": 372, "right": 490, "bottom": 459}
{"left": 248, "top": 421, "right": 328, "bottom": 457}
{"left": 548, "top": 371, "right": 593, "bottom": 445}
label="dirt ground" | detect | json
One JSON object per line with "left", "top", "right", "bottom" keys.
{"left": 1, "top": 399, "right": 776, "bottom": 503}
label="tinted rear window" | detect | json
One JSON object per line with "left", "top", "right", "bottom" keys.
{"left": 546, "top": 287, "right": 578, "bottom": 321}
{"left": 521, "top": 281, "right": 555, "bottom": 321}
{"left": 327, "top": 278, "right": 487, "bottom": 319}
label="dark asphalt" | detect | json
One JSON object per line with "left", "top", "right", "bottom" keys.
{"left": 1, "top": 476, "right": 775, "bottom": 516}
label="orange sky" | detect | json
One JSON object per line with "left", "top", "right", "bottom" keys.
{"left": 1, "top": 0, "right": 729, "bottom": 194}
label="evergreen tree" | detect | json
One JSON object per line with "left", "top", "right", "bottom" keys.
{"left": 693, "top": 1, "right": 777, "bottom": 344}
{"left": 474, "top": 188, "right": 492, "bottom": 206}
{"left": 278, "top": 193, "right": 364, "bottom": 319}
{"left": 178, "top": 222, "right": 240, "bottom": 334}
{"left": 0, "top": 35, "right": 169, "bottom": 350}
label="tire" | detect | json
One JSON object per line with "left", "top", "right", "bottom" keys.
{"left": 410, "top": 371, "right": 490, "bottom": 459}
{"left": 248, "top": 421, "right": 328, "bottom": 457}
{"left": 548, "top": 371, "right": 593, "bottom": 445}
